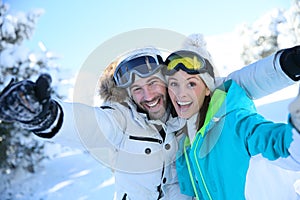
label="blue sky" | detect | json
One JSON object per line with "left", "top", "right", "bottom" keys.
{"left": 5, "top": 0, "right": 291, "bottom": 71}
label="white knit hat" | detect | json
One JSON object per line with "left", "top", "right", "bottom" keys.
{"left": 180, "top": 34, "right": 216, "bottom": 92}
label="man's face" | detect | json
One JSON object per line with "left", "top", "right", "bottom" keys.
{"left": 129, "top": 75, "right": 167, "bottom": 120}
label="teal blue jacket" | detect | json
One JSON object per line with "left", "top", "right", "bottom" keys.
{"left": 176, "top": 80, "right": 294, "bottom": 200}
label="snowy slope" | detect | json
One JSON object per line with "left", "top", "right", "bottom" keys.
{"left": 1, "top": 149, "right": 115, "bottom": 200}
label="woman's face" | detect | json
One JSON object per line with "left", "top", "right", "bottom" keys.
{"left": 168, "top": 70, "right": 210, "bottom": 119}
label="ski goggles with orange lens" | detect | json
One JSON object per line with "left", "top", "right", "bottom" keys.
{"left": 114, "top": 54, "right": 164, "bottom": 88}
{"left": 163, "top": 50, "right": 211, "bottom": 76}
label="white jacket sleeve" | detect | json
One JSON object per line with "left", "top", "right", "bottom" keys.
{"left": 47, "top": 101, "right": 125, "bottom": 156}
{"left": 217, "top": 51, "right": 295, "bottom": 99}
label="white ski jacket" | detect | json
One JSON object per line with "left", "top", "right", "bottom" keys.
{"left": 42, "top": 51, "right": 295, "bottom": 200}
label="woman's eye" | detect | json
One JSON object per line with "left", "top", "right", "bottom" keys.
{"left": 188, "top": 82, "right": 196, "bottom": 87}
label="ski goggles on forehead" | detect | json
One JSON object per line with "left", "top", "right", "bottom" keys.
{"left": 163, "top": 50, "right": 208, "bottom": 76}
{"left": 114, "top": 54, "right": 164, "bottom": 88}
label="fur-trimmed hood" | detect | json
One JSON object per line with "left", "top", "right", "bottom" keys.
{"left": 98, "top": 60, "right": 128, "bottom": 103}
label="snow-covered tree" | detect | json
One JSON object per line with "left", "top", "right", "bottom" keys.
{"left": 238, "top": 0, "right": 300, "bottom": 65}
{"left": 0, "top": 2, "right": 67, "bottom": 178}
{"left": 277, "top": 0, "right": 300, "bottom": 47}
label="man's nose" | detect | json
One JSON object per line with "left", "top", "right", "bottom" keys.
{"left": 143, "top": 87, "right": 155, "bottom": 101}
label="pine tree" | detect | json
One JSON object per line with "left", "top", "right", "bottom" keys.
{"left": 0, "top": 2, "right": 66, "bottom": 178}
{"left": 238, "top": 0, "right": 300, "bottom": 65}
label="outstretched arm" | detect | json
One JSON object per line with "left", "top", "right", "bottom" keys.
{"left": 0, "top": 74, "right": 125, "bottom": 155}
{"left": 266, "top": 86, "right": 300, "bottom": 170}
{"left": 220, "top": 46, "right": 300, "bottom": 99}
{"left": 0, "top": 74, "right": 119, "bottom": 145}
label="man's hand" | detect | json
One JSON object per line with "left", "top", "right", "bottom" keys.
{"left": 0, "top": 74, "right": 52, "bottom": 123}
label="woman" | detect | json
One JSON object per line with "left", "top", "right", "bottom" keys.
{"left": 163, "top": 49, "right": 300, "bottom": 199}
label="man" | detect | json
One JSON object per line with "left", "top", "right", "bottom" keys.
{"left": 0, "top": 42, "right": 299, "bottom": 199}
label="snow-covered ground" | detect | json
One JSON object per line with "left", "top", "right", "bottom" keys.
{"left": 1, "top": 147, "right": 115, "bottom": 200}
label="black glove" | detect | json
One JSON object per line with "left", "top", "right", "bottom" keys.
{"left": 0, "top": 74, "right": 59, "bottom": 133}
{"left": 280, "top": 45, "right": 300, "bottom": 81}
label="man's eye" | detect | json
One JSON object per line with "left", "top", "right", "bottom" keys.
{"left": 131, "top": 87, "right": 141, "bottom": 93}
{"left": 149, "top": 81, "right": 157, "bottom": 85}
